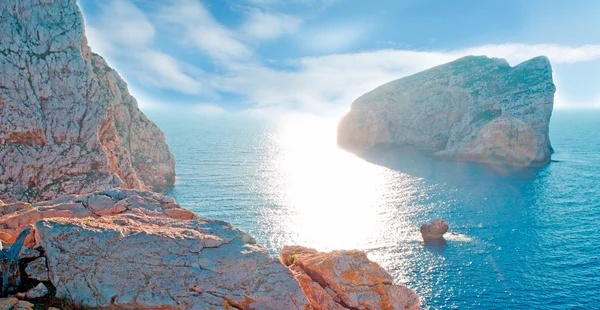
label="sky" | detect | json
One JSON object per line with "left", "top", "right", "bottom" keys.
{"left": 78, "top": 0, "right": 600, "bottom": 113}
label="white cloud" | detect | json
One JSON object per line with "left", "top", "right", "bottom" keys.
{"left": 301, "top": 24, "right": 366, "bottom": 53}
{"left": 82, "top": 0, "right": 205, "bottom": 95}
{"left": 460, "top": 44, "right": 600, "bottom": 65}
{"left": 82, "top": 0, "right": 600, "bottom": 111}
{"left": 157, "top": 0, "right": 251, "bottom": 62}
{"left": 212, "top": 44, "right": 600, "bottom": 113}
{"left": 242, "top": 10, "right": 302, "bottom": 40}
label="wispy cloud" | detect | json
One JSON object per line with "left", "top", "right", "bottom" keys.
{"left": 242, "top": 10, "right": 302, "bottom": 40}
{"left": 212, "top": 44, "right": 600, "bottom": 112}
{"left": 157, "top": 0, "right": 251, "bottom": 63}
{"left": 300, "top": 24, "right": 366, "bottom": 53}
{"left": 82, "top": 0, "right": 205, "bottom": 95}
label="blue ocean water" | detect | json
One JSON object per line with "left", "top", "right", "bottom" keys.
{"left": 147, "top": 109, "right": 600, "bottom": 309}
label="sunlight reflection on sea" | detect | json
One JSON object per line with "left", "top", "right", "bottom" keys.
{"left": 150, "top": 109, "right": 600, "bottom": 309}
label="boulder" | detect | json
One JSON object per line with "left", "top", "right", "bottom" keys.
{"left": 23, "top": 283, "right": 49, "bottom": 299}
{"left": 337, "top": 56, "right": 555, "bottom": 166}
{"left": 420, "top": 219, "right": 449, "bottom": 242}
{"left": 24, "top": 257, "right": 49, "bottom": 282}
{"left": 34, "top": 214, "right": 311, "bottom": 309}
{"left": 0, "top": 189, "right": 186, "bottom": 244}
{"left": 0, "top": 0, "right": 175, "bottom": 203}
{"left": 280, "top": 246, "right": 421, "bottom": 310}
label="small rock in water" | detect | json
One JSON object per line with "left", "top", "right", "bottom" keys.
{"left": 420, "top": 219, "right": 449, "bottom": 242}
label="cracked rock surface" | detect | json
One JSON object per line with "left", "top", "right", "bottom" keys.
{"left": 34, "top": 211, "right": 310, "bottom": 309}
{"left": 337, "top": 56, "right": 555, "bottom": 166}
{"left": 0, "top": 0, "right": 175, "bottom": 203}
{"left": 280, "top": 246, "right": 421, "bottom": 310}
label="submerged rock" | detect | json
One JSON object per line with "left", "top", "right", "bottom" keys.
{"left": 420, "top": 219, "right": 449, "bottom": 242}
{"left": 280, "top": 245, "right": 421, "bottom": 310}
{"left": 0, "top": 0, "right": 175, "bottom": 203}
{"left": 338, "top": 56, "right": 555, "bottom": 166}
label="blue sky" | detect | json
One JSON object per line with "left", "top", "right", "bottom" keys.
{"left": 79, "top": 0, "right": 600, "bottom": 113}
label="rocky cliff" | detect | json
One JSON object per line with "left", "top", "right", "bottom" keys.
{"left": 0, "top": 0, "right": 175, "bottom": 203}
{"left": 338, "top": 56, "right": 555, "bottom": 166}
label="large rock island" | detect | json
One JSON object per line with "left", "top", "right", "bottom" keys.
{"left": 0, "top": 0, "right": 175, "bottom": 203}
{"left": 338, "top": 56, "right": 556, "bottom": 166}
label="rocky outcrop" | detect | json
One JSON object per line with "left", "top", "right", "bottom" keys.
{"left": 420, "top": 219, "right": 449, "bottom": 242}
{"left": 0, "top": 189, "right": 308, "bottom": 309}
{"left": 0, "top": 0, "right": 175, "bottom": 203}
{"left": 0, "top": 190, "right": 424, "bottom": 309}
{"left": 280, "top": 246, "right": 421, "bottom": 310}
{"left": 338, "top": 56, "right": 555, "bottom": 166}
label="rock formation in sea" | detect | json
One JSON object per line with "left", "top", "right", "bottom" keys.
{"left": 420, "top": 219, "right": 449, "bottom": 242}
{"left": 337, "top": 56, "right": 556, "bottom": 166}
{"left": 0, "top": 0, "right": 176, "bottom": 203}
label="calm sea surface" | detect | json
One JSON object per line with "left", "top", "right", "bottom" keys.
{"left": 146, "top": 109, "right": 600, "bottom": 309}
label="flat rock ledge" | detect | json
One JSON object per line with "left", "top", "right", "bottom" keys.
{"left": 280, "top": 246, "right": 421, "bottom": 310}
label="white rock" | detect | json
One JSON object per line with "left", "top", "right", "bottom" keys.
{"left": 24, "top": 283, "right": 49, "bottom": 299}
{"left": 34, "top": 213, "right": 311, "bottom": 309}
{"left": 0, "top": 0, "right": 175, "bottom": 203}
{"left": 338, "top": 56, "right": 555, "bottom": 166}
{"left": 25, "top": 257, "right": 49, "bottom": 282}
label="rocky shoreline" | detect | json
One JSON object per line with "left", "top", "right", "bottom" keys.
{"left": 0, "top": 190, "right": 421, "bottom": 309}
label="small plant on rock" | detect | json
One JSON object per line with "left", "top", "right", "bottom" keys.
{"left": 0, "top": 227, "right": 31, "bottom": 296}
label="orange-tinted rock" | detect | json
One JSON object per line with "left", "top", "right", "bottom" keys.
{"left": 0, "top": 189, "right": 191, "bottom": 245}
{"left": 420, "top": 219, "right": 449, "bottom": 241}
{"left": 281, "top": 245, "right": 421, "bottom": 310}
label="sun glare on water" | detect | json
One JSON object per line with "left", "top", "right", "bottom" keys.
{"left": 262, "top": 114, "right": 405, "bottom": 251}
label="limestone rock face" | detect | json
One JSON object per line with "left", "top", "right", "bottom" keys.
{"left": 0, "top": 0, "right": 175, "bottom": 203}
{"left": 338, "top": 56, "right": 555, "bottom": 166}
{"left": 280, "top": 246, "right": 421, "bottom": 310}
{"left": 34, "top": 214, "right": 311, "bottom": 309}
{"left": 420, "top": 219, "right": 449, "bottom": 242}
{"left": 0, "top": 189, "right": 193, "bottom": 245}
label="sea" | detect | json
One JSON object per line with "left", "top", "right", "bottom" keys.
{"left": 146, "top": 108, "right": 600, "bottom": 310}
